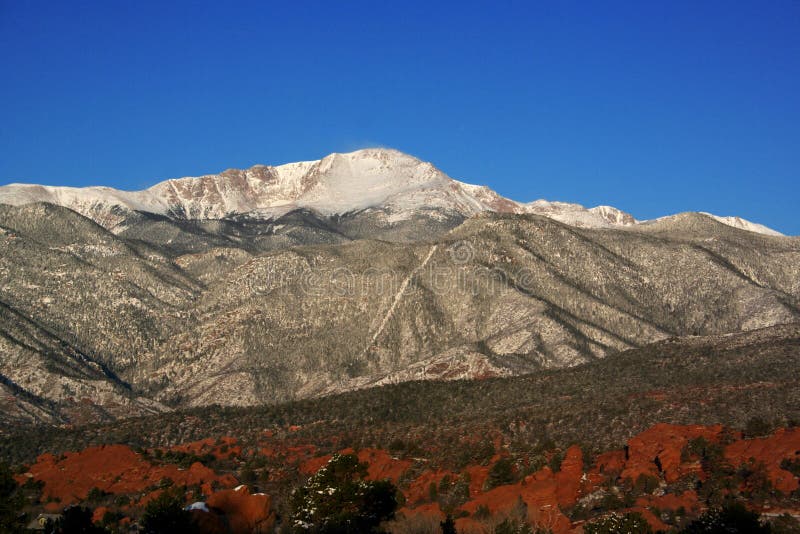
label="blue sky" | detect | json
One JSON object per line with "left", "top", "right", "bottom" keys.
{"left": 1, "top": 1, "right": 798, "bottom": 234}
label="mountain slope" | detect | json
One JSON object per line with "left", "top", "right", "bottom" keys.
{"left": 0, "top": 150, "right": 796, "bottom": 428}
{"left": 4, "top": 323, "right": 798, "bottom": 460}
{"left": 1, "top": 201, "right": 797, "bottom": 419}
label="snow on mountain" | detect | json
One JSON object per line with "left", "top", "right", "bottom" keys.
{"left": 701, "top": 213, "right": 785, "bottom": 237}
{"left": 0, "top": 148, "right": 783, "bottom": 236}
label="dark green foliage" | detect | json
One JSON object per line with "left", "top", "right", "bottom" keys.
{"left": 146, "top": 449, "right": 215, "bottom": 469}
{"left": 744, "top": 417, "right": 774, "bottom": 438}
{"left": 436, "top": 475, "right": 471, "bottom": 513}
{"left": 240, "top": 465, "right": 257, "bottom": 484}
{"left": 548, "top": 450, "right": 564, "bottom": 473}
{"left": 493, "top": 499, "right": 535, "bottom": 534}
{"left": 684, "top": 437, "right": 724, "bottom": 471}
{"left": 50, "top": 506, "right": 108, "bottom": 534}
{"left": 428, "top": 481, "right": 438, "bottom": 502}
{"left": 99, "top": 509, "right": 125, "bottom": 529}
{"left": 440, "top": 514, "right": 457, "bottom": 534}
{"left": 633, "top": 473, "right": 660, "bottom": 495}
{"left": 289, "top": 453, "right": 397, "bottom": 533}
{"left": 680, "top": 502, "right": 771, "bottom": 533}
{"left": 86, "top": 486, "right": 110, "bottom": 502}
{"left": 583, "top": 511, "right": 653, "bottom": 534}
{"left": 473, "top": 504, "right": 491, "bottom": 519}
{"left": 486, "top": 457, "right": 516, "bottom": 489}
{"left": 0, "top": 462, "right": 25, "bottom": 533}
{"left": 139, "top": 486, "right": 194, "bottom": 534}
{"left": 779, "top": 457, "right": 800, "bottom": 477}
{"left": 494, "top": 517, "right": 534, "bottom": 534}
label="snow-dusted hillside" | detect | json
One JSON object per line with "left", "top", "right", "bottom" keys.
{"left": 0, "top": 148, "right": 784, "bottom": 236}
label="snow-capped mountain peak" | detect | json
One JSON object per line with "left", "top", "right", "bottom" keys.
{"left": 0, "top": 148, "right": 784, "bottom": 236}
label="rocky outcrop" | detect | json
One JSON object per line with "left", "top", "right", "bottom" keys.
{"left": 18, "top": 444, "right": 237, "bottom": 512}
{"left": 725, "top": 427, "right": 800, "bottom": 494}
{"left": 205, "top": 486, "right": 275, "bottom": 534}
{"left": 620, "top": 423, "right": 725, "bottom": 483}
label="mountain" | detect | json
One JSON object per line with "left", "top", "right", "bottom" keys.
{"left": 0, "top": 148, "right": 783, "bottom": 236}
{"left": 0, "top": 149, "right": 797, "bottom": 429}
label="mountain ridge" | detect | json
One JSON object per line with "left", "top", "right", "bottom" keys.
{"left": 0, "top": 148, "right": 785, "bottom": 236}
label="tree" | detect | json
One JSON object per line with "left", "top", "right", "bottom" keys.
{"left": 139, "top": 486, "right": 194, "bottom": 534}
{"left": 680, "top": 502, "right": 771, "bottom": 533}
{"left": 50, "top": 506, "right": 109, "bottom": 534}
{"left": 0, "top": 462, "right": 25, "bottom": 533}
{"left": 440, "top": 515, "right": 457, "bottom": 534}
{"left": 486, "top": 457, "right": 516, "bottom": 489}
{"left": 744, "top": 417, "right": 772, "bottom": 439}
{"left": 290, "top": 453, "right": 398, "bottom": 533}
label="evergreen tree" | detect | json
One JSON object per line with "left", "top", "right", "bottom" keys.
{"left": 139, "top": 486, "right": 194, "bottom": 534}
{"left": 440, "top": 514, "right": 457, "bottom": 534}
{"left": 681, "top": 502, "right": 771, "bottom": 533}
{"left": 290, "top": 453, "right": 398, "bottom": 533}
{"left": 49, "top": 506, "right": 109, "bottom": 534}
{"left": 0, "top": 463, "right": 25, "bottom": 533}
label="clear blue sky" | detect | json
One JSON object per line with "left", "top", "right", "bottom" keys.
{"left": 1, "top": 1, "right": 798, "bottom": 234}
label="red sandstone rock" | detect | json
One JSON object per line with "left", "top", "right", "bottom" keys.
{"left": 555, "top": 445, "right": 584, "bottom": 506}
{"left": 636, "top": 490, "right": 701, "bottom": 515}
{"left": 724, "top": 427, "right": 800, "bottom": 494}
{"left": 621, "top": 423, "right": 724, "bottom": 483}
{"left": 404, "top": 470, "right": 455, "bottom": 504}
{"left": 92, "top": 506, "right": 109, "bottom": 523}
{"left": 357, "top": 448, "right": 413, "bottom": 482}
{"left": 24, "top": 444, "right": 236, "bottom": 507}
{"left": 206, "top": 485, "right": 275, "bottom": 534}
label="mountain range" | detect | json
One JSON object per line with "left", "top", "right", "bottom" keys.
{"left": 0, "top": 148, "right": 783, "bottom": 236}
{"left": 0, "top": 148, "right": 797, "bottom": 430}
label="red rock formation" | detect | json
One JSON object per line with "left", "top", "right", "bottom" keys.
{"left": 170, "top": 436, "right": 241, "bottom": 459}
{"left": 724, "top": 427, "right": 800, "bottom": 494}
{"left": 205, "top": 485, "right": 275, "bottom": 534}
{"left": 92, "top": 506, "right": 109, "bottom": 524}
{"left": 636, "top": 490, "right": 700, "bottom": 515}
{"left": 586, "top": 449, "right": 626, "bottom": 488}
{"left": 23, "top": 445, "right": 237, "bottom": 507}
{"left": 458, "top": 464, "right": 572, "bottom": 533}
{"left": 621, "top": 423, "right": 724, "bottom": 483}
{"left": 555, "top": 445, "right": 584, "bottom": 506}
{"left": 404, "top": 470, "right": 455, "bottom": 504}
{"left": 299, "top": 448, "right": 411, "bottom": 482}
